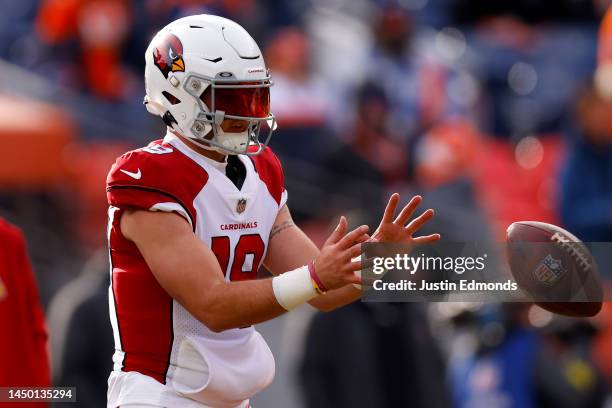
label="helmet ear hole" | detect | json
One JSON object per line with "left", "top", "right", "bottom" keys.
{"left": 162, "top": 91, "right": 181, "bottom": 105}
{"left": 162, "top": 111, "right": 178, "bottom": 127}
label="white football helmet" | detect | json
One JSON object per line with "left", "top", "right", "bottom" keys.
{"left": 143, "top": 14, "right": 276, "bottom": 155}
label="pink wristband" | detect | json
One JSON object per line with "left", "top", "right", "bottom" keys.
{"left": 308, "top": 261, "right": 327, "bottom": 294}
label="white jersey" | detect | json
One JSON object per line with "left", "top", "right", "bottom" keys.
{"left": 106, "top": 132, "right": 287, "bottom": 407}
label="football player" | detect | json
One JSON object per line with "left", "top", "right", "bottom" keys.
{"left": 106, "top": 14, "right": 440, "bottom": 408}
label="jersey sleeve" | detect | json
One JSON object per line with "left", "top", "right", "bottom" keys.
{"left": 250, "top": 146, "right": 288, "bottom": 209}
{"left": 106, "top": 145, "right": 209, "bottom": 229}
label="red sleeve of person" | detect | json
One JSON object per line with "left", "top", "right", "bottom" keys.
{"left": 0, "top": 218, "right": 50, "bottom": 406}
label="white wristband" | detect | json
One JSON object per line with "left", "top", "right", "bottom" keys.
{"left": 272, "top": 265, "right": 318, "bottom": 310}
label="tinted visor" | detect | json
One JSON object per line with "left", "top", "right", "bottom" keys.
{"left": 201, "top": 83, "right": 270, "bottom": 118}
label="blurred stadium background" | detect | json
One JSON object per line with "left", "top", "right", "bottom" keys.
{"left": 3, "top": 0, "right": 612, "bottom": 406}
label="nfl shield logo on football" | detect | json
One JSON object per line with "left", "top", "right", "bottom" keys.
{"left": 533, "top": 254, "right": 566, "bottom": 286}
{"left": 236, "top": 198, "right": 247, "bottom": 214}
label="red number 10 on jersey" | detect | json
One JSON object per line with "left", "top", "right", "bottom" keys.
{"left": 211, "top": 235, "right": 265, "bottom": 281}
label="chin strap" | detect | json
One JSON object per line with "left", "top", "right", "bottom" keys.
{"left": 182, "top": 133, "right": 225, "bottom": 154}
{"left": 194, "top": 139, "right": 221, "bottom": 152}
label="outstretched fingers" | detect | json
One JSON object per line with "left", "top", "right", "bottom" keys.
{"left": 337, "top": 225, "right": 369, "bottom": 250}
{"left": 356, "top": 233, "right": 371, "bottom": 244}
{"left": 325, "top": 216, "right": 348, "bottom": 246}
{"left": 412, "top": 233, "right": 441, "bottom": 244}
{"left": 405, "top": 209, "right": 435, "bottom": 235}
{"left": 395, "top": 195, "right": 423, "bottom": 226}
{"left": 382, "top": 193, "right": 400, "bottom": 223}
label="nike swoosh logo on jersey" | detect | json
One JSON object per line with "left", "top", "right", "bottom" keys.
{"left": 120, "top": 168, "right": 142, "bottom": 179}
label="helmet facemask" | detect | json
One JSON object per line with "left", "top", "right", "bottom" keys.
{"left": 183, "top": 73, "right": 277, "bottom": 155}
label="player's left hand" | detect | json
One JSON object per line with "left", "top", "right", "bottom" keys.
{"left": 370, "top": 193, "right": 440, "bottom": 245}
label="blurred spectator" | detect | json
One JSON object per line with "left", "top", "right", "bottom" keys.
{"left": 33, "top": 0, "right": 297, "bottom": 98}
{"left": 473, "top": 22, "right": 594, "bottom": 138}
{"left": 49, "top": 252, "right": 113, "bottom": 408}
{"left": 450, "top": 305, "right": 607, "bottom": 408}
{"left": 450, "top": 305, "right": 541, "bottom": 408}
{"left": 57, "top": 280, "right": 112, "bottom": 407}
{"left": 300, "top": 302, "right": 449, "bottom": 408}
{"left": 414, "top": 118, "right": 479, "bottom": 190}
{"left": 317, "top": 82, "right": 408, "bottom": 227}
{"left": 36, "top": 0, "right": 138, "bottom": 100}
{"left": 535, "top": 318, "right": 607, "bottom": 408}
{"left": 266, "top": 26, "right": 332, "bottom": 163}
{"left": 414, "top": 118, "right": 494, "bottom": 242}
{"left": 267, "top": 27, "right": 330, "bottom": 135}
{"left": 364, "top": 5, "right": 461, "bottom": 141}
{"left": 265, "top": 26, "right": 337, "bottom": 222}
{"left": 559, "top": 82, "right": 612, "bottom": 241}
{"left": 33, "top": 0, "right": 161, "bottom": 143}
{"left": 0, "top": 218, "right": 50, "bottom": 404}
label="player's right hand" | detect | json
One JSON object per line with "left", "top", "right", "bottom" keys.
{"left": 313, "top": 216, "right": 369, "bottom": 291}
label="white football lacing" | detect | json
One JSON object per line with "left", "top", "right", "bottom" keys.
{"left": 551, "top": 232, "right": 591, "bottom": 272}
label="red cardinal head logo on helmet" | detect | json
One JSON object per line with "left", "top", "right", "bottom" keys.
{"left": 153, "top": 33, "right": 185, "bottom": 78}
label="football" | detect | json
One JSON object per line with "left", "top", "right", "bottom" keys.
{"left": 506, "top": 221, "right": 602, "bottom": 317}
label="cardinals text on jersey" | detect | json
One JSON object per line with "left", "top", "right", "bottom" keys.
{"left": 105, "top": 132, "right": 287, "bottom": 407}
